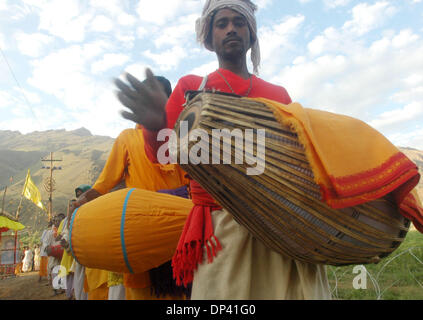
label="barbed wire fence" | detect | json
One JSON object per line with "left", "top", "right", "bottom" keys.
{"left": 328, "top": 245, "right": 423, "bottom": 300}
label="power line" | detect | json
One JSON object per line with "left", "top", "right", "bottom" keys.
{"left": 0, "top": 45, "right": 43, "bottom": 129}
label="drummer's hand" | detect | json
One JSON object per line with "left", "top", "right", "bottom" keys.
{"left": 60, "top": 239, "right": 68, "bottom": 248}
{"left": 115, "top": 68, "right": 168, "bottom": 131}
{"left": 68, "top": 202, "right": 79, "bottom": 217}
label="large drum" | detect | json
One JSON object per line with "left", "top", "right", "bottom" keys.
{"left": 69, "top": 188, "right": 192, "bottom": 273}
{"left": 174, "top": 92, "right": 410, "bottom": 266}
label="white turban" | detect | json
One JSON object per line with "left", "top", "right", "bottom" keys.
{"left": 195, "top": 0, "right": 261, "bottom": 75}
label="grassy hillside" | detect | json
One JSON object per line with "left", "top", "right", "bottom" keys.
{"left": 0, "top": 128, "right": 114, "bottom": 233}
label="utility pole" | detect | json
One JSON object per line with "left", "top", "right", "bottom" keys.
{"left": 41, "top": 152, "right": 62, "bottom": 221}
{"left": 2, "top": 177, "right": 12, "bottom": 215}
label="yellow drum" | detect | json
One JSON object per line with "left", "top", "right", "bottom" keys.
{"left": 69, "top": 188, "right": 192, "bottom": 273}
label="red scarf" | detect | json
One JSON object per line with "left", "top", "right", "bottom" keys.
{"left": 172, "top": 180, "right": 222, "bottom": 287}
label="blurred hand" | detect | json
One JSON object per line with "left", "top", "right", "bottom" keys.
{"left": 60, "top": 239, "right": 69, "bottom": 249}
{"left": 115, "top": 68, "right": 168, "bottom": 131}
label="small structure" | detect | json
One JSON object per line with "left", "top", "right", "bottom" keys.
{"left": 0, "top": 211, "right": 25, "bottom": 278}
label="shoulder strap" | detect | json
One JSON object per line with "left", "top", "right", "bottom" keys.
{"left": 197, "top": 75, "right": 208, "bottom": 91}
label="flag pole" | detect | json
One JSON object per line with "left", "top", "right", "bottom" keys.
{"left": 16, "top": 170, "right": 30, "bottom": 220}
{"left": 13, "top": 172, "right": 29, "bottom": 266}
{"left": 1, "top": 186, "right": 6, "bottom": 215}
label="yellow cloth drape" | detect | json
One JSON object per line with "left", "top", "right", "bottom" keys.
{"left": 85, "top": 268, "right": 110, "bottom": 292}
{"left": 0, "top": 216, "right": 25, "bottom": 231}
{"left": 108, "top": 272, "right": 124, "bottom": 287}
{"left": 93, "top": 128, "right": 189, "bottom": 195}
{"left": 87, "top": 283, "right": 109, "bottom": 300}
{"left": 255, "top": 97, "right": 422, "bottom": 231}
{"left": 257, "top": 98, "right": 420, "bottom": 205}
{"left": 58, "top": 220, "right": 74, "bottom": 275}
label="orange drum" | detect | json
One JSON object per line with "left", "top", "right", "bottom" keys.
{"left": 69, "top": 188, "right": 192, "bottom": 273}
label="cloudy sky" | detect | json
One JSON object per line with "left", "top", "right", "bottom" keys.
{"left": 0, "top": 0, "right": 422, "bottom": 149}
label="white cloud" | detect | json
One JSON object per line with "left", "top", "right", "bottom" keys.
{"left": 89, "top": 0, "right": 136, "bottom": 27}
{"left": 24, "top": 43, "right": 131, "bottom": 137}
{"left": 82, "top": 40, "right": 114, "bottom": 59}
{"left": 0, "top": 32, "right": 5, "bottom": 49}
{"left": 324, "top": 0, "right": 351, "bottom": 9}
{"left": 116, "top": 12, "right": 136, "bottom": 27}
{"left": 15, "top": 32, "right": 54, "bottom": 57}
{"left": 188, "top": 60, "right": 219, "bottom": 76}
{"left": 369, "top": 102, "right": 423, "bottom": 130}
{"left": 392, "top": 29, "right": 420, "bottom": 48}
{"left": 136, "top": 26, "right": 148, "bottom": 39}
{"left": 114, "top": 32, "right": 135, "bottom": 50}
{"left": 0, "top": 117, "right": 43, "bottom": 133}
{"left": 255, "top": 0, "right": 274, "bottom": 9}
{"left": 91, "top": 53, "right": 130, "bottom": 74}
{"left": 387, "top": 127, "right": 423, "bottom": 149}
{"left": 0, "top": 91, "right": 14, "bottom": 109}
{"left": 90, "top": 15, "right": 114, "bottom": 33}
{"left": 122, "top": 63, "right": 151, "bottom": 81}
{"left": 343, "top": 1, "right": 397, "bottom": 36}
{"left": 308, "top": 27, "right": 341, "bottom": 55}
{"left": 143, "top": 46, "right": 187, "bottom": 71}
{"left": 34, "top": 0, "right": 92, "bottom": 42}
{"left": 136, "top": 0, "right": 201, "bottom": 26}
{"left": 392, "top": 86, "right": 423, "bottom": 104}
{"left": 258, "top": 15, "right": 305, "bottom": 76}
{"left": 272, "top": 28, "right": 423, "bottom": 122}
{"left": 28, "top": 45, "right": 102, "bottom": 108}
{"left": 154, "top": 14, "right": 198, "bottom": 48}
{"left": 14, "top": 87, "right": 42, "bottom": 105}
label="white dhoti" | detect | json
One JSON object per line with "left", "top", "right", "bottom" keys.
{"left": 73, "top": 261, "right": 88, "bottom": 300}
{"left": 108, "top": 284, "right": 126, "bottom": 300}
{"left": 191, "top": 209, "right": 331, "bottom": 300}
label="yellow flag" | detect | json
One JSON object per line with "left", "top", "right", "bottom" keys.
{"left": 22, "top": 169, "right": 46, "bottom": 211}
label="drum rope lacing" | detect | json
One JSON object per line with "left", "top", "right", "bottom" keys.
{"left": 216, "top": 69, "right": 253, "bottom": 97}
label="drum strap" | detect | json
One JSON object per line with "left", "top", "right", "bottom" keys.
{"left": 198, "top": 75, "right": 208, "bottom": 91}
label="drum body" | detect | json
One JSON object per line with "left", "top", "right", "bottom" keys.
{"left": 69, "top": 188, "right": 192, "bottom": 273}
{"left": 174, "top": 92, "right": 410, "bottom": 266}
{"left": 48, "top": 245, "right": 63, "bottom": 260}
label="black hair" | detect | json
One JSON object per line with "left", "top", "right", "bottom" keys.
{"left": 155, "top": 76, "right": 172, "bottom": 98}
{"left": 142, "top": 76, "right": 172, "bottom": 98}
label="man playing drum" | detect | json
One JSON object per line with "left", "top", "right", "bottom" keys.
{"left": 115, "top": 0, "right": 331, "bottom": 299}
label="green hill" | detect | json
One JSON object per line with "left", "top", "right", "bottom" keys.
{"left": 0, "top": 128, "right": 114, "bottom": 234}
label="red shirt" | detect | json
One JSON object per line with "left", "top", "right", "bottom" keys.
{"left": 144, "top": 68, "right": 292, "bottom": 160}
